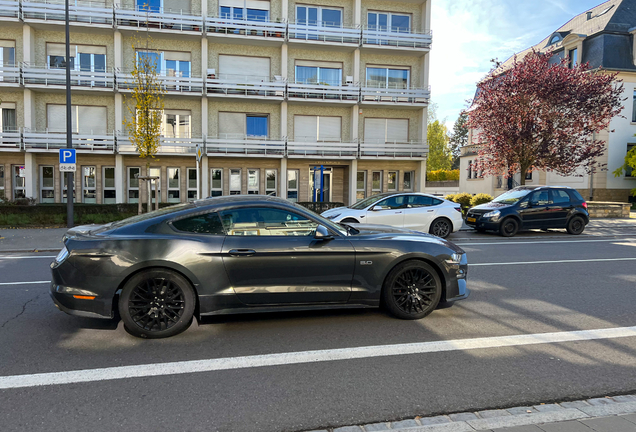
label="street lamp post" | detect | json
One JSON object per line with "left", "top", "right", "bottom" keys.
{"left": 65, "top": 0, "right": 74, "bottom": 227}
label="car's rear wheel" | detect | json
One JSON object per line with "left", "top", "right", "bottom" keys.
{"left": 499, "top": 218, "right": 519, "bottom": 237}
{"left": 566, "top": 216, "right": 585, "bottom": 235}
{"left": 429, "top": 218, "right": 452, "bottom": 239}
{"left": 119, "top": 269, "right": 196, "bottom": 339}
{"left": 382, "top": 261, "right": 442, "bottom": 320}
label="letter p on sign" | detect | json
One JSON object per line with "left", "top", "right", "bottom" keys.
{"left": 60, "top": 149, "right": 76, "bottom": 164}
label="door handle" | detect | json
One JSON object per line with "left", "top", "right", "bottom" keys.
{"left": 229, "top": 249, "right": 256, "bottom": 257}
{"left": 427, "top": 210, "right": 434, "bottom": 212}
{"left": 395, "top": 211, "right": 403, "bottom": 214}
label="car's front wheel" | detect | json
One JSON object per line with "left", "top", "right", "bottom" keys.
{"left": 382, "top": 260, "right": 442, "bottom": 320}
{"left": 429, "top": 218, "right": 452, "bottom": 239}
{"left": 499, "top": 218, "right": 519, "bottom": 237}
{"left": 119, "top": 269, "right": 196, "bottom": 339}
{"left": 566, "top": 216, "right": 585, "bottom": 235}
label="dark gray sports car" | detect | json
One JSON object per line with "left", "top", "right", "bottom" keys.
{"left": 50, "top": 195, "right": 469, "bottom": 338}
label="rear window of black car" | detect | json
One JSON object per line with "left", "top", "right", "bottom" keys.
{"left": 552, "top": 190, "right": 571, "bottom": 204}
{"left": 171, "top": 212, "right": 226, "bottom": 235}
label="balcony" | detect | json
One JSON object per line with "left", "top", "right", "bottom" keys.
{"left": 360, "top": 85, "right": 430, "bottom": 106}
{"left": 0, "top": 131, "right": 21, "bottom": 150}
{"left": 287, "top": 82, "right": 359, "bottom": 103}
{"left": 116, "top": 70, "right": 204, "bottom": 95}
{"left": 115, "top": 6, "right": 203, "bottom": 33}
{"left": 206, "top": 75, "right": 285, "bottom": 100}
{"left": 0, "top": 65, "right": 20, "bottom": 86}
{"left": 359, "top": 141, "right": 428, "bottom": 159}
{"left": 117, "top": 135, "right": 203, "bottom": 155}
{"left": 288, "top": 22, "right": 361, "bottom": 46}
{"left": 22, "top": 65, "right": 115, "bottom": 90}
{"left": 206, "top": 16, "right": 286, "bottom": 42}
{"left": 0, "top": 0, "right": 19, "bottom": 20}
{"left": 22, "top": 0, "right": 113, "bottom": 27}
{"left": 362, "top": 27, "right": 432, "bottom": 50}
{"left": 23, "top": 131, "right": 116, "bottom": 152}
{"left": 206, "top": 136, "right": 285, "bottom": 157}
{"left": 287, "top": 140, "right": 358, "bottom": 159}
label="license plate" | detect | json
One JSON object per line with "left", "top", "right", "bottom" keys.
{"left": 467, "top": 217, "right": 476, "bottom": 223}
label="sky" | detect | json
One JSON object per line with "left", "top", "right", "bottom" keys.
{"left": 430, "top": 0, "right": 609, "bottom": 131}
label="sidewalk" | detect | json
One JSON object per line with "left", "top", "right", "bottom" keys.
{"left": 312, "top": 395, "right": 636, "bottom": 432}
{"left": 0, "top": 227, "right": 66, "bottom": 252}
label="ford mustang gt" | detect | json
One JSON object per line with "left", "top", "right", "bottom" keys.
{"left": 50, "top": 195, "right": 469, "bottom": 338}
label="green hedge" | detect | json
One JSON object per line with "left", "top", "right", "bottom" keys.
{"left": 427, "top": 170, "right": 460, "bottom": 182}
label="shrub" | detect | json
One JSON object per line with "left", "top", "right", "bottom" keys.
{"left": 427, "top": 170, "right": 460, "bottom": 182}
{"left": 444, "top": 194, "right": 456, "bottom": 202}
{"left": 451, "top": 192, "right": 473, "bottom": 208}
{"left": 470, "top": 193, "right": 494, "bottom": 207}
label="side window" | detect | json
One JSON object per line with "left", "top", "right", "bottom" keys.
{"left": 219, "top": 207, "right": 318, "bottom": 236}
{"left": 376, "top": 195, "right": 407, "bottom": 209}
{"left": 551, "top": 190, "right": 571, "bottom": 204}
{"left": 567, "top": 189, "right": 585, "bottom": 202}
{"left": 432, "top": 198, "right": 443, "bottom": 206}
{"left": 171, "top": 212, "right": 226, "bottom": 235}
{"left": 406, "top": 195, "right": 433, "bottom": 208}
{"left": 529, "top": 190, "right": 551, "bottom": 206}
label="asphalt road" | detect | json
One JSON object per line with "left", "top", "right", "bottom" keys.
{"left": 1, "top": 228, "right": 636, "bottom": 431}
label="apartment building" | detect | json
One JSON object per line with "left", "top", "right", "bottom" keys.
{"left": 0, "top": 0, "right": 431, "bottom": 206}
{"left": 460, "top": 0, "right": 636, "bottom": 202}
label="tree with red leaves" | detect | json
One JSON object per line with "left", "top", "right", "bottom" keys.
{"left": 468, "top": 51, "right": 624, "bottom": 185}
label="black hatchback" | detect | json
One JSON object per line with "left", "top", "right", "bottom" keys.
{"left": 465, "top": 186, "right": 589, "bottom": 237}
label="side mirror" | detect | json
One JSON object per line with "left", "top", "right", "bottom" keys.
{"left": 372, "top": 205, "right": 383, "bottom": 211}
{"left": 314, "top": 225, "right": 334, "bottom": 241}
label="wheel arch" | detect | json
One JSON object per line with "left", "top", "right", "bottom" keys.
{"left": 429, "top": 216, "right": 454, "bottom": 235}
{"left": 381, "top": 256, "right": 448, "bottom": 303}
{"left": 341, "top": 217, "right": 360, "bottom": 224}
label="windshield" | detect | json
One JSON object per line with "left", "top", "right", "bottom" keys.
{"left": 492, "top": 189, "right": 532, "bottom": 205}
{"left": 349, "top": 193, "right": 392, "bottom": 210}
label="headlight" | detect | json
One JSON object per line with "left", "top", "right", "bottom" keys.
{"left": 448, "top": 253, "right": 463, "bottom": 264}
{"left": 55, "top": 246, "right": 69, "bottom": 264}
{"left": 326, "top": 213, "right": 341, "bottom": 220}
{"left": 483, "top": 210, "right": 500, "bottom": 218}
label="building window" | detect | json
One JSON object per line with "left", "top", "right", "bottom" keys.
{"left": 229, "top": 169, "right": 241, "bottom": 195}
{"left": 0, "top": 165, "right": 4, "bottom": 199}
{"left": 363, "top": 118, "right": 408, "bottom": 143}
{"left": 356, "top": 171, "right": 366, "bottom": 200}
{"left": 366, "top": 67, "right": 409, "bottom": 89}
{"left": 61, "top": 171, "right": 75, "bottom": 203}
{"left": 632, "top": 90, "right": 636, "bottom": 123}
{"left": 388, "top": 171, "right": 397, "bottom": 191}
{"left": 47, "top": 105, "right": 107, "bottom": 134}
{"left": 549, "top": 34, "right": 561, "bottom": 45}
{"left": 294, "top": 115, "right": 341, "bottom": 142}
{"left": 210, "top": 168, "right": 223, "bottom": 197}
{"left": 525, "top": 171, "right": 533, "bottom": 181}
{"left": 103, "top": 167, "right": 116, "bottom": 204}
{"left": 167, "top": 167, "right": 180, "bottom": 203}
{"left": 47, "top": 43, "right": 106, "bottom": 75}
{"left": 295, "top": 63, "right": 342, "bottom": 86}
{"left": 82, "top": 166, "right": 96, "bottom": 203}
{"left": 246, "top": 115, "right": 268, "bottom": 138}
{"left": 287, "top": 170, "right": 299, "bottom": 202}
{"left": 467, "top": 161, "right": 472, "bottom": 179}
{"left": 0, "top": 102, "right": 17, "bottom": 131}
{"left": 219, "top": 113, "right": 269, "bottom": 139}
{"left": 128, "top": 167, "right": 140, "bottom": 203}
{"left": 403, "top": 171, "right": 414, "bottom": 190}
{"left": 0, "top": 41, "right": 16, "bottom": 67}
{"left": 40, "top": 166, "right": 55, "bottom": 203}
{"left": 187, "top": 168, "right": 197, "bottom": 200}
{"left": 136, "top": 50, "right": 191, "bottom": 81}
{"left": 568, "top": 48, "right": 578, "bottom": 69}
{"left": 296, "top": 5, "right": 342, "bottom": 27}
{"left": 13, "top": 165, "right": 25, "bottom": 199}
{"left": 371, "top": 171, "right": 382, "bottom": 194}
{"left": 626, "top": 144, "right": 635, "bottom": 178}
{"left": 163, "top": 110, "right": 191, "bottom": 138}
{"left": 367, "top": 11, "right": 411, "bottom": 33}
{"left": 266, "top": 169, "right": 277, "bottom": 196}
{"left": 248, "top": 169, "right": 259, "bottom": 194}
{"left": 149, "top": 168, "right": 161, "bottom": 203}
{"left": 220, "top": 0, "right": 269, "bottom": 22}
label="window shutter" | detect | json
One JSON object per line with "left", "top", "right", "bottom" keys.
{"left": 219, "top": 55, "right": 270, "bottom": 81}
{"left": 219, "top": 0, "right": 244, "bottom": 7}
{"left": 317, "top": 116, "right": 341, "bottom": 142}
{"left": 164, "top": 0, "right": 191, "bottom": 13}
{"left": 78, "top": 106, "right": 107, "bottom": 134}
{"left": 246, "top": 0, "right": 270, "bottom": 10}
{"left": 219, "top": 113, "right": 246, "bottom": 138}
{"left": 163, "top": 51, "right": 191, "bottom": 62}
{"left": 47, "top": 105, "right": 74, "bottom": 133}
{"left": 294, "top": 115, "right": 317, "bottom": 142}
{"left": 363, "top": 118, "right": 386, "bottom": 143}
{"left": 386, "top": 119, "right": 408, "bottom": 142}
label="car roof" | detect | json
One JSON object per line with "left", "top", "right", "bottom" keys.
{"left": 512, "top": 185, "right": 573, "bottom": 191}
{"left": 193, "top": 194, "right": 290, "bottom": 207}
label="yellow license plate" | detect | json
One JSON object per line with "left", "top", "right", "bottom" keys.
{"left": 467, "top": 217, "right": 476, "bottom": 223}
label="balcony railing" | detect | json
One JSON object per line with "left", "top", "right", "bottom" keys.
{"left": 287, "top": 140, "right": 358, "bottom": 158}
{"left": 0, "top": 131, "right": 21, "bottom": 149}
{"left": 362, "top": 27, "right": 432, "bottom": 49}
{"left": 116, "top": 70, "right": 204, "bottom": 94}
{"left": 23, "top": 65, "right": 115, "bottom": 89}
{"left": 361, "top": 85, "right": 431, "bottom": 104}
{"left": 287, "top": 82, "right": 359, "bottom": 102}
{"left": 22, "top": 0, "right": 113, "bottom": 25}
{"left": 206, "top": 16, "right": 286, "bottom": 38}
{"left": 23, "top": 131, "right": 116, "bottom": 152}
{"left": 359, "top": 141, "right": 428, "bottom": 159}
{"left": 0, "top": 65, "right": 20, "bottom": 85}
{"left": 288, "top": 22, "right": 361, "bottom": 44}
{"left": 115, "top": 6, "right": 203, "bottom": 32}
{"left": 117, "top": 135, "right": 203, "bottom": 154}
{"left": 206, "top": 136, "right": 285, "bottom": 157}
{"left": 206, "top": 75, "right": 286, "bottom": 99}
{"left": 0, "top": 0, "right": 19, "bottom": 19}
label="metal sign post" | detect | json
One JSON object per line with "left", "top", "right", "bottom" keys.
{"left": 65, "top": 0, "right": 73, "bottom": 227}
{"left": 195, "top": 144, "right": 202, "bottom": 199}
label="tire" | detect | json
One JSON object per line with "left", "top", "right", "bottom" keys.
{"left": 382, "top": 260, "right": 442, "bottom": 320}
{"left": 499, "top": 218, "right": 519, "bottom": 237}
{"left": 119, "top": 269, "right": 196, "bottom": 339}
{"left": 429, "top": 218, "right": 452, "bottom": 239}
{"left": 341, "top": 218, "right": 359, "bottom": 224}
{"left": 566, "top": 216, "right": 585, "bottom": 235}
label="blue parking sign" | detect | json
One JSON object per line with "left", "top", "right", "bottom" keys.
{"left": 59, "top": 149, "right": 76, "bottom": 164}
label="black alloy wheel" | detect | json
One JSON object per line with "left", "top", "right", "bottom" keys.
{"left": 566, "top": 216, "right": 585, "bottom": 235}
{"left": 499, "top": 218, "right": 519, "bottom": 237}
{"left": 383, "top": 261, "right": 442, "bottom": 320}
{"left": 430, "top": 218, "right": 452, "bottom": 239}
{"left": 119, "top": 269, "right": 196, "bottom": 339}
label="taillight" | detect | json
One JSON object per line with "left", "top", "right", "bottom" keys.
{"left": 454, "top": 207, "right": 462, "bottom": 213}
{"left": 582, "top": 202, "right": 588, "bottom": 209}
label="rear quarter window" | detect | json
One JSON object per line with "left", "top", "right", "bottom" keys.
{"left": 567, "top": 189, "right": 585, "bottom": 202}
{"left": 171, "top": 212, "right": 226, "bottom": 235}
{"left": 552, "top": 190, "right": 571, "bottom": 204}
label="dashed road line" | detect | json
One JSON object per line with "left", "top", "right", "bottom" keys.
{"left": 472, "top": 257, "right": 636, "bottom": 266}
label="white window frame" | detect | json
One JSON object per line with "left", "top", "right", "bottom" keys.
{"left": 219, "top": 1, "right": 270, "bottom": 22}
{"left": 287, "top": 169, "right": 299, "bottom": 202}
{"left": 0, "top": 102, "right": 17, "bottom": 131}
{"left": 229, "top": 168, "right": 242, "bottom": 195}
{"left": 103, "top": 166, "right": 116, "bottom": 204}
{"left": 167, "top": 167, "right": 181, "bottom": 203}
{"left": 265, "top": 169, "right": 277, "bottom": 196}
{"left": 46, "top": 43, "right": 106, "bottom": 73}
{"left": 0, "top": 42, "right": 16, "bottom": 68}
{"left": 187, "top": 168, "right": 197, "bottom": 201}
{"left": 387, "top": 171, "right": 397, "bottom": 191}
{"left": 0, "top": 165, "right": 4, "bottom": 199}
{"left": 294, "top": 64, "right": 343, "bottom": 86}
{"left": 82, "top": 166, "right": 97, "bottom": 204}
{"left": 60, "top": 170, "right": 75, "bottom": 203}
{"left": 356, "top": 171, "right": 367, "bottom": 200}
{"left": 367, "top": 11, "right": 411, "bottom": 33}
{"left": 149, "top": 167, "right": 161, "bottom": 203}
{"left": 365, "top": 66, "right": 410, "bottom": 89}
{"left": 135, "top": 50, "right": 192, "bottom": 77}
{"left": 295, "top": 4, "right": 343, "bottom": 27}
{"left": 210, "top": 168, "right": 223, "bottom": 197}
{"left": 128, "top": 167, "right": 140, "bottom": 203}
{"left": 403, "top": 171, "right": 414, "bottom": 191}
{"left": 40, "top": 165, "right": 55, "bottom": 203}
{"left": 247, "top": 168, "right": 259, "bottom": 194}
{"left": 371, "top": 170, "right": 382, "bottom": 194}
{"left": 163, "top": 110, "right": 192, "bottom": 138}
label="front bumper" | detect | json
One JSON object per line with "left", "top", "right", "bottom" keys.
{"left": 50, "top": 283, "right": 114, "bottom": 319}
{"left": 465, "top": 217, "right": 500, "bottom": 230}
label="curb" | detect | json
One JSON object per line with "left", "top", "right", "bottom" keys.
{"left": 0, "top": 249, "right": 61, "bottom": 253}
{"left": 307, "top": 395, "right": 636, "bottom": 432}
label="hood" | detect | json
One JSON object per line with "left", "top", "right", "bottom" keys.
{"left": 321, "top": 206, "right": 349, "bottom": 216}
{"left": 470, "top": 202, "right": 512, "bottom": 211}
{"left": 350, "top": 224, "right": 465, "bottom": 254}
{"left": 63, "top": 223, "right": 112, "bottom": 241}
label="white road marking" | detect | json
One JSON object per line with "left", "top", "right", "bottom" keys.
{"left": 0, "top": 281, "right": 49, "bottom": 286}
{"left": 1, "top": 326, "right": 635, "bottom": 390}
{"left": 457, "top": 238, "right": 636, "bottom": 246}
{"left": 0, "top": 256, "right": 56, "bottom": 260}
{"left": 472, "top": 257, "right": 636, "bottom": 266}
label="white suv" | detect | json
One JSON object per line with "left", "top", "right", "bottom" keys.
{"left": 321, "top": 192, "right": 463, "bottom": 239}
